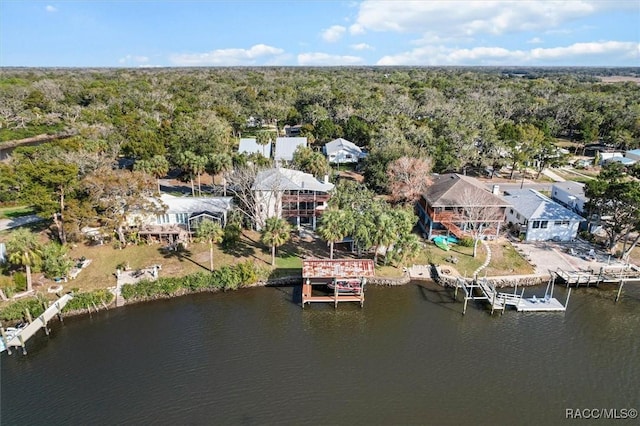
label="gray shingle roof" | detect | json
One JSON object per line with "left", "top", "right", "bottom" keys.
{"left": 503, "top": 189, "right": 583, "bottom": 221}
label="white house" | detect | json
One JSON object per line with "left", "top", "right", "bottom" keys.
{"left": 130, "top": 194, "right": 233, "bottom": 235}
{"left": 551, "top": 181, "right": 587, "bottom": 216}
{"left": 599, "top": 152, "right": 624, "bottom": 165}
{"left": 324, "top": 138, "right": 364, "bottom": 164}
{"left": 625, "top": 148, "right": 640, "bottom": 162}
{"left": 503, "top": 189, "right": 583, "bottom": 242}
{"left": 252, "top": 167, "right": 333, "bottom": 230}
{"left": 238, "top": 137, "right": 271, "bottom": 159}
{"left": 274, "top": 137, "right": 307, "bottom": 163}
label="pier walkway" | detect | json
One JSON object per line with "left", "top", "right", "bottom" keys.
{"left": 454, "top": 277, "right": 569, "bottom": 315}
{"left": 1, "top": 293, "right": 73, "bottom": 355}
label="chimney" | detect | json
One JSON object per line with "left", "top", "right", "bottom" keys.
{"left": 323, "top": 175, "right": 329, "bottom": 184}
{"left": 492, "top": 185, "right": 500, "bottom": 195}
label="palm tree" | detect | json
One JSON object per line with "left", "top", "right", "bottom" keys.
{"left": 178, "top": 151, "right": 207, "bottom": 196}
{"left": 207, "top": 153, "right": 233, "bottom": 196}
{"left": 6, "top": 228, "right": 42, "bottom": 292}
{"left": 317, "top": 209, "right": 352, "bottom": 259}
{"left": 260, "top": 217, "right": 292, "bottom": 266}
{"left": 135, "top": 155, "right": 170, "bottom": 194}
{"left": 196, "top": 220, "right": 224, "bottom": 272}
{"left": 255, "top": 131, "right": 272, "bottom": 159}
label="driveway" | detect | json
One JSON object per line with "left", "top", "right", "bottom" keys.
{"left": 0, "top": 214, "right": 43, "bottom": 231}
{"left": 511, "top": 240, "right": 626, "bottom": 275}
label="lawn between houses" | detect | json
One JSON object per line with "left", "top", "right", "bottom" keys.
{"left": 0, "top": 227, "right": 534, "bottom": 310}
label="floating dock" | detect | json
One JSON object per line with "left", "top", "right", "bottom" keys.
{"left": 0, "top": 293, "right": 73, "bottom": 355}
{"left": 301, "top": 259, "right": 375, "bottom": 308}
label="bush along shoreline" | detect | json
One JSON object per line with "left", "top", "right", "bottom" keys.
{"left": 0, "top": 261, "right": 415, "bottom": 323}
{"left": 120, "top": 261, "right": 267, "bottom": 303}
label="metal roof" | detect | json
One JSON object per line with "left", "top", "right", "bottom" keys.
{"left": 302, "top": 259, "right": 375, "bottom": 278}
{"left": 238, "top": 138, "right": 271, "bottom": 158}
{"left": 324, "top": 138, "right": 362, "bottom": 156}
{"left": 274, "top": 137, "right": 307, "bottom": 161}
{"left": 253, "top": 167, "right": 334, "bottom": 192}
{"left": 503, "top": 189, "right": 584, "bottom": 221}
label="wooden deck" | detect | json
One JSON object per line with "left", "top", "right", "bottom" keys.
{"left": 301, "top": 259, "right": 374, "bottom": 308}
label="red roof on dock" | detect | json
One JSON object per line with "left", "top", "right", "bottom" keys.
{"left": 302, "top": 259, "right": 375, "bottom": 278}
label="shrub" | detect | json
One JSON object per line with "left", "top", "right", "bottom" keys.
{"left": 13, "top": 272, "right": 27, "bottom": 291}
{"left": 459, "top": 237, "right": 474, "bottom": 247}
{"left": 0, "top": 298, "right": 45, "bottom": 322}
{"left": 64, "top": 289, "right": 114, "bottom": 312}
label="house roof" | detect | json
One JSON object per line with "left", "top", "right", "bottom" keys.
{"left": 253, "top": 167, "right": 334, "bottom": 192}
{"left": 626, "top": 149, "right": 640, "bottom": 156}
{"left": 274, "top": 137, "right": 307, "bottom": 161}
{"left": 238, "top": 138, "right": 271, "bottom": 158}
{"left": 605, "top": 156, "right": 636, "bottom": 165}
{"left": 422, "top": 173, "right": 510, "bottom": 208}
{"left": 551, "top": 181, "right": 587, "bottom": 201}
{"left": 503, "top": 189, "right": 583, "bottom": 221}
{"left": 324, "top": 138, "right": 362, "bottom": 156}
{"left": 160, "top": 194, "right": 234, "bottom": 215}
{"left": 302, "top": 259, "right": 375, "bottom": 278}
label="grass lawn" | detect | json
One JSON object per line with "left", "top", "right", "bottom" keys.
{"left": 0, "top": 205, "right": 35, "bottom": 219}
{"left": 485, "top": 242, "right": 535, "bottom": 276}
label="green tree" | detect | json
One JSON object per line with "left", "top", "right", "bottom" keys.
{"left": 178, "top": 151, "right": 207, "bottom": 196}
{"left": 260, "top": 217, "right": 292, "bottom": 266}
{"left": 585, "top": 163, "right": 640, "bottom": 253}
{"left": 291, "top": 146, "right": 330, "bottom": 179}
{"left": 317, "top": 209, "right": 353, "bottom": 259}
{"left": 207, "top": 153, "right": 233, "bottom": 196}
{"left": 41, "top": 242, "right": 73, "bottom": 279}
{"left": 17, "top": 158, "right": 79, "bottom": 244}
{"left": 6, "top": 228, "right": 42, "bottom": 292}
{"left": 196, "top": 220, "right": 224, "bottom": 272}
{"left": 134, "top": 154, "right": 170, "bottom": 195}
{"left": 255, "top": 131, "right": 273, "bottom": 159}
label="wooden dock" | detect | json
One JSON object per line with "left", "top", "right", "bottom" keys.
{"left": 301, "top": 259, "right": 375, "bottom": 308}
{"left": 0, "top": 293, "right": 73, "bottom": 355}
{"left": 453, "top": 277, "right": 569, "bottom": 315}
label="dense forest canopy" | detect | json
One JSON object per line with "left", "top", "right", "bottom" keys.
{"left": 1, "top": 67, "right": 639, "bottom": 182}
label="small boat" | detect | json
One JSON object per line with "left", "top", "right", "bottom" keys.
{"left": 432, "top": 237, "right": 450, "bottom": 251}
{"left": 1, "top": 323, "right": 27, "bottom": 353}
{"left": 328, "top": 278, "right": 363, "bottom": 293}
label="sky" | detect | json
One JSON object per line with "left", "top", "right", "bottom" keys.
{"left": 0, "top": 0, "right": 638, "bottom": 67}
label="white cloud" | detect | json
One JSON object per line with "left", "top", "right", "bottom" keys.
{"left": 45, "top": 5, "right": 57, "bottom": 13}
{"left": 349, "top": 23, "right": 365, "bottom": 35}
{"left": 354, "top": 1, "right": 633, "bottom": 37}
{"left": 376, "top": 41, "right": 639, "bottom": 66}
{"left": 298, "top": 52, "right": 364, "bottom": 66}
{"left": 528, "top": 37, "right": 543, "bottom": 44}
{"left": 350, "top": 43, "right": 374, "bottom": 51}
{"left": 170, "top": 44, "right": 285, "bottom": 66}
{"left": 118, "top": 55, "right": 150, "bottom": 65}
{"left": 321, "top": 25, "right": 346, "bottom": 43}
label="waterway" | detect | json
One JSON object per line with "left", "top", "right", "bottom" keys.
{"left": 2, "top": 283, "right": 639, "bottom": 425}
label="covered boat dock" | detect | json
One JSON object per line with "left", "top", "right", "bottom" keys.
{"left": 301, "top": 259, "right": 375, "bottom": 308}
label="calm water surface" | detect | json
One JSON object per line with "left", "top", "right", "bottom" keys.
{"left": 2, "top": 283, "right": 639, "bottom": 425}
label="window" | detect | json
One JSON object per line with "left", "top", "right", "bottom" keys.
{"left": 541, "top": 221, "right": 548, "bottom": 229}
{"left": 554, "top": 220, "right": 570, "bottom": 227}
{"left": 157, "top": 214, "right": 170, "bottom": 225}
{"left": 532, "top": 221, "right": 540, "bottom": 229}
{"left": 516, "top": 213, "right": 520, "bottom": 220}
{"left": 509, "top": 209, "right": 514, "bottom": 215}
